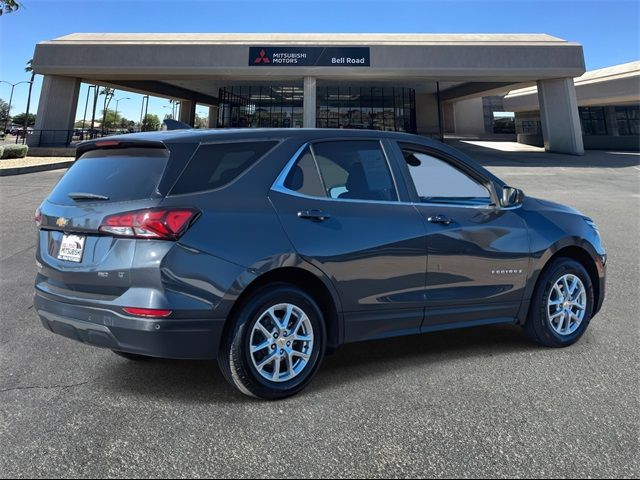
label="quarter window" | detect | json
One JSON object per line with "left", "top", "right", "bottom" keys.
{"left": 402, "top": 149, "right": 491, "bottom": 205}
{"left": 170, "top": 141, "right": 276, "bottom": 195}
{"left": 283, "top": 147, "right": 326, "bottom": 197}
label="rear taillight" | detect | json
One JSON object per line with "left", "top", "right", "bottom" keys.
{"left": 35, "top": 207, "right": 42, "bottom": 228}
{"left": 99, "top": 208, "right": 198, "bottom": 240}
{"left": 123, "top": 307, "right": 172, "bottom": 318}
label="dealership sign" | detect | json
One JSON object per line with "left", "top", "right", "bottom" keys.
{"left": 249, "top": 47, "right": 370, "bottom": 67}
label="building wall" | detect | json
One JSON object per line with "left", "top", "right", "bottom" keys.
{"left": 415, "top": 93, "right": 440, "bottom": 136}
{"left": 453, "top": 97, "right": 485, "bottom": 135}
{"left": 514, "top": 104, "right": 640, "bottom": 151}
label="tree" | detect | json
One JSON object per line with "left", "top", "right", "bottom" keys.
{"left": 99, "top": 87, "right": 115, "bottom": 133}
{"left": 120, "top": 118, "right": 135, "bottom": 130}
{"left": 141, "top": 113, "right": 160, "bottom": 132}
{"left": 10, "top": 112, "right": 36, "bottom": 127}
{"left": 23, "top": 59, "right": 36, "bottom": 130}
{"left": 0, "top": 0, "right": 20, "bottom": 15}
{"left": 195, "top": 113, "right": 209, "bottom": 129}
{"left": 100, "top": 108, "right": 122, "bottom": 130}
{"left": 0, "top": 98, "right": 9, "bottom": 125}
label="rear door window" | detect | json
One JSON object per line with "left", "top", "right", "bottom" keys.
{"left": 170, "top": 141, "right": 277, "bottom": 195}
{"left": 47, "top": 148, "right": 169, "bottom": 206}
{"left": 313, "top": 141, "right": 398, "bottom": 202}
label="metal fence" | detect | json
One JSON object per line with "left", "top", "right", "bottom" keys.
{"left": 12, "top": 129, "right": 138, "bottom": 147}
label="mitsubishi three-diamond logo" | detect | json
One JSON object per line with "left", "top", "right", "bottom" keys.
{"left": 254, "top": 49, "right": 270, "bottom": 64}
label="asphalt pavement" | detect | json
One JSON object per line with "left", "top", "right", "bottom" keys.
{"left": 1, "top": 143, "right": 638, "bottom": 478}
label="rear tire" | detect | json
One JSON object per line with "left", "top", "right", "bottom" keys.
{"left": 524, "top": 257, "right": 594, "bottom": 348}
{"left": 218, "top": 283, "right": 326, "bottom": 400}
{"left": 112, "top": 350, "right": 152, "bottom": 361}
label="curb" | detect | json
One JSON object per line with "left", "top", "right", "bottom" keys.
{"left": 0, "top": 161, "right": 73, "bottom": 176}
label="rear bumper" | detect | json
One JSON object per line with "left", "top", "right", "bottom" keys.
{"left": 34, "top": 292, "right": 225, "bottom": 360}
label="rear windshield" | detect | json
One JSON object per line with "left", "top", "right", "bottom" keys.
{"left": 169, "top": 141, "right": 277, "bottom": 195}
{"left": 48, "top": 148, "right": 169, "bottom": 206}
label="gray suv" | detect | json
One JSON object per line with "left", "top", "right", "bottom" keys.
{"left": 34, "top": 129, "right": 606, "bottom": 399}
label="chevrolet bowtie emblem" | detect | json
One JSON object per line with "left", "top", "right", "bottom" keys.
{"left": 56, "top": 217, "right": 69, "bottom": 228}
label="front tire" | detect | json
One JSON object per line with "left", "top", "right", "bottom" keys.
{"left": 524, "top": 257, "right": 594, "bottom": 348}
{"left": 218, "top": 283, "right": 326, "bottom": 400}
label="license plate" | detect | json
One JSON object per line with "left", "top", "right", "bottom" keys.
{"left": 57, "top": 234, "right": 86, "bottom": 263}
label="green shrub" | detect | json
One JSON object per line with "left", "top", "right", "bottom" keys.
{"left": 0, "top": 146, "right": 4, "bottom": 158}
{"left": 1, "top": 144, "right": 28, "bottom": 159}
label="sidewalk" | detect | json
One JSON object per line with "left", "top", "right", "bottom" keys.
{"left": 448, "top": 139, "right": 640, "bottom": 168}
{"left": 0, "top": 156, "right": 74, "bottom": 176}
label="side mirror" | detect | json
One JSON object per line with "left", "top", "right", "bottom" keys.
{"left": 501, "top": 186, "right": 525, "bottom": 207}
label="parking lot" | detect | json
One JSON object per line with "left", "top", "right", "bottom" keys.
{"left": 0, "top": 143, "right": 638, "bottom": 478}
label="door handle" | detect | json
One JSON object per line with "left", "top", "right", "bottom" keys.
{"left": 427, "top": 214, "right": 453, "bottom": 225}
{"left": 297, "top": 209, "right": 331, "bottom": 221}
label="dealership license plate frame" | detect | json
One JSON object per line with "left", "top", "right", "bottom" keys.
{"left": 57, "top": 234, "right": 86, "bottom": 263}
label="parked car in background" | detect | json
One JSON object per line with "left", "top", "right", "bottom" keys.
{"left": 33, "top": 129, "right": 606, "bottom": 399}
{"left": 15, "top": 127, "right": 33, "bottom": 138}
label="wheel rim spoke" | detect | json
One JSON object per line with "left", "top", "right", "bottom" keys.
{"left": 257, "top": 352, "right": 277, "bottom": 370}
{"left": 272, "top": 356, "right": 281, "bottom": 380}
{"left": 256, "top": 321, "right": 273, "bottom": 340}
{"left": 251, "top": 339, "right": 272, "bottom": 353}
{"left": 291, "top": 351, "right": 310, "bottom": 361}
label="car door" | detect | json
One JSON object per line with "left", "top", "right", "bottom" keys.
{"left": 392, "top": 142, "right": 531, "bottom": 330}
{"left": 269, "top": 139, "right": 427, "bottom": 343}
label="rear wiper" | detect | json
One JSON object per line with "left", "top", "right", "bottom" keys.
{"left": 68, "top": 192, "right": 110, "bottom": 201}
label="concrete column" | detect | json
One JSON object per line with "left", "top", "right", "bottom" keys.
{"left": 29, "top": 75, "right": 81, "bottom": 147}
{"left": 179, "top": 100, "right": 196, "bottom": 126}
{"left": 208, "top": 106, "right": 218, "bottom": 128}
{"left": 442, "top": 102, "right": 455, "bottom": 134}
{"left": 303, "top": 77, "right": 316, "bottom": 128}
{"left": 415, "top": 93, "right": 439, "bottom": 135}
{"left": 537, "top": 78, "right": 584, "bottom": 155}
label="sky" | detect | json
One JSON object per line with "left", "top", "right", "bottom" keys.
{"left": 0, "top": 0, "right": 638, "bottom": 124}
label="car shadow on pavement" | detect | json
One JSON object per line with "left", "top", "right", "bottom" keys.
{"left": 310, "top": 324, "right": 537, "bottom": 394}
{"left": 97, "top": 324, "right": 537, "bottom": 403}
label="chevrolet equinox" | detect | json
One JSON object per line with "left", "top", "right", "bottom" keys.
{"left": 34, "top": 129, "right": 606, "bottom": 399}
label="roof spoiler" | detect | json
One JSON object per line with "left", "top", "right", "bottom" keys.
{"left": 163, "top": 119, "right": 193, "bottom": 131}
{"left": 75, "top": 139, "right": 167, "bottom": 159}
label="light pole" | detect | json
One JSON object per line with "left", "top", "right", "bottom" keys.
{"left": 165, "top": 99, "right": 179, "bottom": 120}
{"left": 196, "top": 109, "right": 208, "bottom": 128}
{"left": 113, "top": 97, "right": 130, "bottom": 131}
{"left": 162, "top": 104, "right": 173, "bottom": 120}
{"left": 82, "top": 85, "right": 96, "bottom": 133}
{"left": 139, "top": 95, "right": 149, "bottom": 131}
{"left": 1, "top": 80, "right": 32, "bottom": 133}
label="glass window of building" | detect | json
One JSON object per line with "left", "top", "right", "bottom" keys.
{"left": 615, "top": 106, "right": 639, "bottom": 136}
{"left": 579, "top": 107, "right": 608, "bottom": 135}
{"left": 218, "top": 86, "right": 303, "bottom": 129}
{"left": 315, "top": 86, "right": 416, "bottom": 133}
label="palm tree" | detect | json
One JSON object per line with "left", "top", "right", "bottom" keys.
{"left": 23, "top": 59, "right": 35, "bottom": 133}
{"left": 0, "top": 0, "right": 20, "bottom": 15}
{"left": 99, "top": 87, "right": 115, "bottom": 134}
